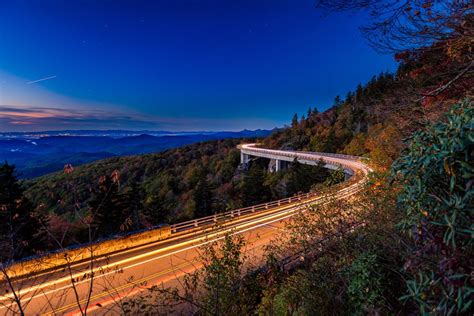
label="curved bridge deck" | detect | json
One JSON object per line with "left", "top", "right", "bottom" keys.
{"left": 239, "top": 143, "right": 368, "bottom": 176}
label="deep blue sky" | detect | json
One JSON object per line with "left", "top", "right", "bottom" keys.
{"left": 0, "top": 0, "right": 396, "bottom": 132}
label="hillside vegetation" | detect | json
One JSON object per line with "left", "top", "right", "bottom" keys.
{"left": 264, "top": 61, "right": 471, "bottom": 170}
{"left": 20, "top": 137, "right": 331, "bottom": 246}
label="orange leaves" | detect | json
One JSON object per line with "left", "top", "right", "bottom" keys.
{"left": 63, "top": 163, "right": 74, "bottom": 174}
{"left": 98, "top": 175, "right": 106, "bottom": 185}
{"left": 111, "top": 169, "right": 120, "bottom": 184}
{"left": 394, "top": 51, "right": 411, "bottom": 62}
{"left": 409, "top": 68, "right": 423, "bottom": 79}
{"left": 421, "top": 0, "right": 433, "bottom": 10}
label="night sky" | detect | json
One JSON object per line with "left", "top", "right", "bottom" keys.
{"left": 0, "top": 0, "right": 396, "bottom": 132}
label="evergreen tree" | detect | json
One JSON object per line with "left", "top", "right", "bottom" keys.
{"left": 287, "top": 159, "right": 329, "bottom": 195}
{"left": 0, "top": 162, "right": 48, "bottom": 261}
{"left": 334, "top": 95, "right": 343, "bottom": 107}
{"left": 286, "top": 159, "right": 307, "bottom": 195}
{"left": 291, "top": 113, "right": 299, "bottom": 128}
{"left": 125, "top": 183, "right": 144, "bottom": 231}
{"left": 241, "top": 163, "right": 270, "bottom": 206}
{"left": 355, "top": 84, "right": 364, "bottom": 101}
{"left": 194, "top": 176, "right": 213, "bottom": 218}
{"left": 88, "top": 175, "right": 130, "bottom": 238}
{"left": 220, "top": 151, "right": 240, "bottom": 183}
{"left": 143, "top": 193, "right": 169, "bottom": 226}
{"left": 324, "top": 166, "right": 346, "bottom": 187}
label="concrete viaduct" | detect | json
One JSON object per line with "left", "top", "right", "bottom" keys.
{"left": 238, "top": 143, "right": 361, "bottom": 178}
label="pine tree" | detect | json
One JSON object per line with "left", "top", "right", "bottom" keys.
{"left": 0, "top": 162, "right": 48, "bottom": 261}
{"left": 241, "top": 163, "right": 270, "bottom": 206}
{"left": 334, "top": 95, "right": 343, "bottom": 107}
{"left": 194, "top": 177, "right": 213, "bottom": 218}
{"left": 287, "top": 159, "right": 329, "bottom": 195}
{"left": 291, "top": 113, "right": 299, "bottom": 128}
{"left": 143, "top": 193, "right": 168, "bottom": 226}
{"left": 88, "top": 175, "right": 130, "bottom": 238}
{"left": 286, "top": 159, "right": 306, "bottom": 196}
{"left": 125, "top": 183, "right": 144, "bottom": 231}
{"left": 324, "top": 166, "right": 345, "bottom": 187}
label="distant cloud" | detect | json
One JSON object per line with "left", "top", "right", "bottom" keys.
{"left": 26, "top": 75, "right": 57, "bottom": 85}
{"left": 0, "top": 105, "right": 276, "bottom": 132}
{"left": 10, "top": 121, "right": 33, "bottom": 125}
{"left": 0, "top": 105, "right": 160, "bottom": 131}
{"left": 0, "top": 106, "right": 62, "bottom": 118}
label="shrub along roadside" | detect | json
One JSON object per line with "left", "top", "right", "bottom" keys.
{"left": 393, "top": 99, "right": 473, "bottom": 314}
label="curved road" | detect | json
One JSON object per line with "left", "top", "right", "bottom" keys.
{"left": 0, "top": 144, "right": 371, "bottom": 315}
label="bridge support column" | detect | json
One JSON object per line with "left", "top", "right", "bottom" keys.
{"left": 241, "top": 153, "right": 250, "bottom": 164}
{"left": 275, "top": 159, "right": 282, "bottom": 172}
{"left": 270, "top": 159, "right": 285, "bottom": 173}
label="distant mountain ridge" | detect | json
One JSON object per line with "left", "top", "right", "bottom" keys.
{"left": 0, "top": 129, "right": 273, "bottom": 178}
{"left": 0, "top": 129, "right": 273, "bottom": 139}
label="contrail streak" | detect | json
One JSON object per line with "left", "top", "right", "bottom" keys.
{"left": 26, "top": 75, "right": 57, "bottom": 84}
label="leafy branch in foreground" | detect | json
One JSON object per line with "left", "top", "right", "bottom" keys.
{"left": 122, "top": 233, "right": 251, "bottom": 315}
{"left": 392, "top": 99, "right": 473, "bottom": 314}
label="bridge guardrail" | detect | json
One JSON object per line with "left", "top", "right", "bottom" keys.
{"left": 240, "top": 144, "right": 366, "bottom": 162}
{"left": 170, "top": 191, "right": 317, "bottom": 233}
{"left": 240, "top": 146, "right": 363, "bottom": 174}
{"left": 169, "top": 168, "right": 365, "bottom": 234}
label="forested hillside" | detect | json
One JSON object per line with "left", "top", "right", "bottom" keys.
{"left": 0, "top": 1, "right": 471, "bottom": 315}
{"left": 264, "top": 1, "right": 472, "bottom": 171}
{"left": 18, "top": 137, "right": 331, "bottom": 247}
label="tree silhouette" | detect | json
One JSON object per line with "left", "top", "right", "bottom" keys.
{"left": 194, "top": 177, "right": 213, "bottom": 218}
{"left": 241, "top": 163, "right": 270, "bottom": 206}
{"left": 287, "top": 159, "right": 329, "bottom": 195}
{"left": 88, "top": 174, "right": 130, "bottom": 238}
{"left": 0, "top": 162, "right": 48, "bottom": 261}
